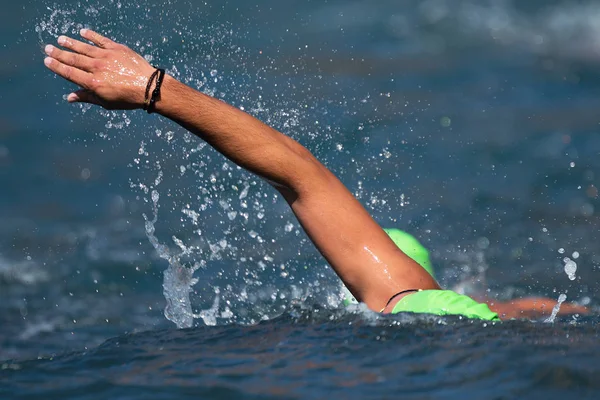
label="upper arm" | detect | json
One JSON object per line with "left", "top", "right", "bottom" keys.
{"left": 276, "top": 145, "right": 440, "bottom": 311}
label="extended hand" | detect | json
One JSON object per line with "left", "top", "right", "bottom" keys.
{"left": 44, "top": 29, "right": 156, "bottom": 110}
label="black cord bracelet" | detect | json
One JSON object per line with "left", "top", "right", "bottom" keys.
{"left": 142, "top": 69, "right": 160, "bottom": 111}
{"left": 147, "top": 68, "right": 166, "bottom": 114}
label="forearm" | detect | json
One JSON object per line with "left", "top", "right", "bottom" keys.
{"left": 155, "top": 75, "right": 321, "bottom": 193}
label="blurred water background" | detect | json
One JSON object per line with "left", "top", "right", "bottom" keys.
{"left": 1, "top": 0, "right": 600, "bottom": 398}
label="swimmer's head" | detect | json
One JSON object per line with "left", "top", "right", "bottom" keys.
{"left": 383, "top": 228, "right": 435, "bottom": 278}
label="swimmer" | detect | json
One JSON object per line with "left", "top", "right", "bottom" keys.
{"left": 343, "top": 229, "right": 588, "bottom": 319}
{"left": 42, "top": 29, "right": 581, "bottom": 321}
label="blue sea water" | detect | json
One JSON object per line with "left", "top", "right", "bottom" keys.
{"left": 1, "top": 0, "right": 600, "bottom": 398}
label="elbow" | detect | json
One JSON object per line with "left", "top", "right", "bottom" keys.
{"left": 285, "top": 146, "right": 331, "bottom": 197}
{"left": 268, "top": 143, "right": 330, "bottom": 201}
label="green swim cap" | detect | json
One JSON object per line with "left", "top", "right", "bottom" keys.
{"left": 383, "top": 228, "right": 435, "bottom": 278}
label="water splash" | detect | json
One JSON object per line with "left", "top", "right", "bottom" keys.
{"left": 196, "top": 288, "right": 220, "bottom": 326}
{"left": 448, "top": 248, "right": 489, "bottom": 297}
{"left": 544, "top": 293, "right": 567, "bottom": 323}
{"left": 143, "top": 189, "right": 201, "bottom": 329}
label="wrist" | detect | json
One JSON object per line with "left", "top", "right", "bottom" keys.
{"left": 152, "top": 74, "right": 179, "bottom": 115}
{"left": 141, "top": 68, "right": 166, "bottom": 113}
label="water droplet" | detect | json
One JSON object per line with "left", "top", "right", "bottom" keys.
{"left": 563, "top": 257, "right": 577, "bottom": 280}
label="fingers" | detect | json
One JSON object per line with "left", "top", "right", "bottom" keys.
{"left": 67, "top": 89, "right": 101, "bottom": 105}
{"left": 45, "top": 44, "right": 95, "bottom": 72}
{"left": 44, "top": 57, "right": 93, "bottom": 89}
{"left": 80, "top": 28, "right": 116, "bottom": 49}
{"left": 57, "top": 35, "right": 99, "bottom": 57}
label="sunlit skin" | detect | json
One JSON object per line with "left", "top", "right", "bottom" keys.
{"left": 43, "top": 29, "right": 585, "bottom": 319}
{"left": 480, "top": 296, "right": 587, "bottom": 319}
{"left": 45, "top": 31, "right": 155, "bottom": 109}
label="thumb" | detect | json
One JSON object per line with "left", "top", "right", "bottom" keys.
{"left": 67, "top": 89, "right": 101, "bottom": 105}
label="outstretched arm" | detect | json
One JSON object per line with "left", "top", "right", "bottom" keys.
{"left": 43, "top": 29, "right": 439, "bottom": 311}
{"left": 482, "top": 297, "right": 588, "bottom": 319}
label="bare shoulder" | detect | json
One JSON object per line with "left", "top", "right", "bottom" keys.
{"left": 278, "top": 150, "right": 439, "bottom": 311}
